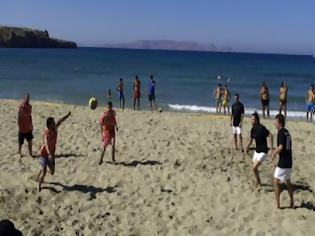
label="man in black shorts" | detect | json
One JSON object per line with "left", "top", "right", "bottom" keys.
{"left": 272, "top": 114, "right": 294, "bottom": 209}
{"left": 231, "top": 93, "right": 245, "bottom": 151}
{"left": 246, "top": 112, "right": 273, "bottom": 186}
{"left": 17, "top": 93, "right": 33, "bottom": 159}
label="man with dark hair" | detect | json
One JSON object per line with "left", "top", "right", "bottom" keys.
{"left": 246, "top": 112, "right": 273, "bottom": 186}
{"left": 133, "top": 75, "right": 141, "bottom": 110}
{"left": 18, "top": 93, "right": 33, "bottom": 159}
{"left": 279, "top": 82, "right": 288, "bottom": 119}
{"left": 148, "top": 75, "right": 156, "bottom": 110}
{"left": 272, "top": 114, "right": 294, "bottom": 208}
{"left": 260, "top": 82, "right": 270, "bottom": 119}
{"left": 231, "top": 93, "right": 245, "bottom": 151}
{"left": 222, "top": 84, "right": 231, "bottom": 115}
{"left": 306, "top": 84, "right": 315, "bottom": 122}
{"left": 0, "top": 219, "right": 22, "bottom": 236}
{"left": 213, "top": 83, "right": 223, "bottom": 114}
{"left": 99, "top": 101, "right": 118, "bottom": 165}
{"left": 116, "top": 78, "right": 125, "bottom": 109}
{"left": 38, "top": 111, "right": 71, "bottom": 192}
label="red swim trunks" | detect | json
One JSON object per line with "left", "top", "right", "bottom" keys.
{"left": 100, "top": 110, "right": 116, "bottom": 148}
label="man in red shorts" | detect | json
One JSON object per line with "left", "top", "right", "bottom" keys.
{"left": 99, "top": 101, "right": 118, "bottom": 165}
{"left": 133, "top": 75, "right": 141, "bottom": 110}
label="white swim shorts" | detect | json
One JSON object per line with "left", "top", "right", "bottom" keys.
{"left": 274, "top": 167, "right": 292, "bottom": 182}
{"left": 232, "top": 126, "right": 242, "bottom": 135}
{"left": 253, "top": 151, "right": 268, "bottom": 163}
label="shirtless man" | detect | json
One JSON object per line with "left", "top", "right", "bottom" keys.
{"left": 214, "top": 83, "right": 223, "bottom": 115}
{"left": 117, "top": 78, "right": 125, "bottom": 109}
{"left": 305, "top": 84, "right": 315, "bottom": 122}
{"left": 222, "top": 84, "right": 231, "bottom": 115}
{"left": 260, "top": 82, "right": 270, "bottom": 119}
{"left": 133, "top": 76, "right": 141, "bottom": 110}
{"left": 279, "top": 82, "right": 288, "bottom": 119}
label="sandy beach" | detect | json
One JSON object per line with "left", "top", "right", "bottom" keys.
{"left": 0, "top": 99, "right": 315, "bottom": 236}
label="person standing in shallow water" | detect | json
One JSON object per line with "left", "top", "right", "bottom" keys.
{"left": 148, "top": 75, "right": 156, "bottom": 110}
{"left": 214, "top": 83, "right": 223, "bottom": 115}
{"left": 107, "top": 89, "right": 112, "bottom": 102}
{"left": 260, "top": 82, "right": 270, "bottom": 119}
{"left": 246, "top": 112, "right": 273, "bottom": 187}
{"left": 272, "top": 114, "right": 294, "bottom": 209}
{"left": 231, "top": 93, "right": 245, "bottom": 151}
{"left": 305, "top": 84, "right": 315, "bottom": 122}
{"left": 279, "top": 82, "right": 288, "bottom": 119}
{"left": 133, "top": 75, "right": 141, "bottom": 110}
{"left": 222, "top": 84, "right": 231, "bottom": 115}
{"left": 17, "top": 93, "right": 33, "bottom": 160}
{"left": 116, "top": 78, "right": 125, "bottom": 109}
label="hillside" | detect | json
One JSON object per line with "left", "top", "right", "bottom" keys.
{"left": 0, "top": 26, "right": 77, "bottom": 48}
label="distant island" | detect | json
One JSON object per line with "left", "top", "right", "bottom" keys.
{"left": 101, "top": 40, "right": 232, "bottom": 52}
{"left": 0, "top": 26, "right": 77, "bottom": 48}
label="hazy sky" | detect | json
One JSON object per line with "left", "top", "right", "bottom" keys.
{"left": 0, "top": 0, "right": 314, "bottom": 55}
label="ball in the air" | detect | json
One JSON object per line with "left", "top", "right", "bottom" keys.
{"left": 89, "top": 97, "right": 98, "bottom": 110}
{"left": 158, "top": 107, "right": 162, "bottom": 113}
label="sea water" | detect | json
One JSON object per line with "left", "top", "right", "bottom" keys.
{"left": 0, "top": 48, "right": 314, "bottom": 118}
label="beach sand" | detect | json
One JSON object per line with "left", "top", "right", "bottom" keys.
{"left": 0, "top": 99, "right": 315, "bottom": 236}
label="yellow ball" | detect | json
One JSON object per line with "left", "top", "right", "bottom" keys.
{"left": 89, "top": 97, "right": 98, "bottom": 110}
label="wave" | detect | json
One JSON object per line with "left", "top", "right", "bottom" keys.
{"left": 168, "top": 104, "right": 306, "bottom": 118}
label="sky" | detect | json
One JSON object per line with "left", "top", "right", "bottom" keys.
{"left": 0, "top": 0, "right": 314, "bottom": 55}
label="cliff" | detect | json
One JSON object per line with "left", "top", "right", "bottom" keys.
{"left": 0, "top": 26, "right": 77, "bottom": 48}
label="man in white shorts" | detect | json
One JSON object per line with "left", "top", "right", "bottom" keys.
{"left": 246, "top": 112, "right": 273, "bottom": 186}
{"left": 231, "top": 93, "right": 245, "bottom": 151}
{"left": 272, "top": 114, "right": 293, "bottom": 209}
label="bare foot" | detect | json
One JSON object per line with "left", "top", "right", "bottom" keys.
{"left": 98, "top": 158, "right": 103, "bottom": 165}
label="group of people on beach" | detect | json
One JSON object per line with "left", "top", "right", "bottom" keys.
{"left": 17, "top": 94, "right": 71, "bottom": 191}
{"left": 17, "top": 93, "right": 121, "bottom": 192}
{"left": 17, "top": 79, "right": 302, "bottom": 208}
{"left": 107, "top": 75, "right": 157, "bottom": 111}
{"left": 214, "top": 81, "right": 315, "bottom": 122}
{"left": 229, "top": 93, "right": 293, "bottom": 208}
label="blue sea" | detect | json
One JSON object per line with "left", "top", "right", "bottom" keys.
{"left": 0, "top": 48, "right": 314, "bottom": 118}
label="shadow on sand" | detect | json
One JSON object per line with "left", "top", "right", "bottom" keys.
{"left": 280, "top": 202, "right": 315, "bottom": 211}
{"left": 32, "top": 153, "right": 84, "bottom": 159}
{"left": 42, "top": 182, "right": 116, "bottom": 199}
{"left": 262, "top": 182, "right": 314, "bottom": 194}
{"left": 106, "top": 160, "right": 162, "bottom": 167}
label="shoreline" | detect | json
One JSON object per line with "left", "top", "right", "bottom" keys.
{"left": 4, "top": 98, "right": 311, "bottom": 122}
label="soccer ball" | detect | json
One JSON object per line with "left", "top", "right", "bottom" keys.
{"left": 89, "top": 97, "right": 98, "bottom": 110}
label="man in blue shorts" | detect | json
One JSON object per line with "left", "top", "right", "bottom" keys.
{"left": 306, "top": 84, "right": 315, "bottom": 122}
{"left": 117, "top": 78, "right": 125, "bottom": 109}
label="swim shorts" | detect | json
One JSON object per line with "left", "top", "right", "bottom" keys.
{"left": 18, "top": 132, "right": 33, "bottom": 145}
{"left": 39, "top": 156, "right": 55, "bottom": 170}
{"left": 274, "top": 167, "right": 292, "bottom": 182}
{"left": 253, "top": 151, "right": 268, "bottom": 163}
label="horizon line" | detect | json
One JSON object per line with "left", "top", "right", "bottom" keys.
{"left": 76, "top": 46, "right": 313, "bottom": 57}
